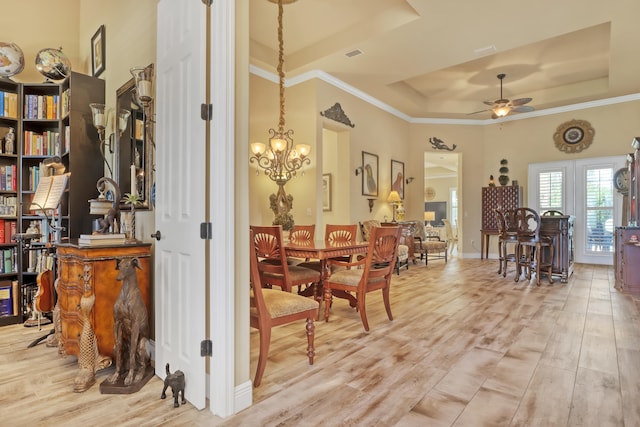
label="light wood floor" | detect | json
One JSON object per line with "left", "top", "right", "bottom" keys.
{"left": 2, "top": 258, "right": 639, "bottom": 426}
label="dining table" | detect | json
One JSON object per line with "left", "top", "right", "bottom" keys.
{"left": 284, "top": 239, "right": 369, "bottom": 309}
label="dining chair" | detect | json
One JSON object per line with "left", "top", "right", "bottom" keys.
{"left": 250, "top": 225, "right": 322, "bottom": 295}
{"left": 249, "top": 230, "right": 319, "bottom": 387}
{"left": 495, "top": 209, "right": 518, "bottom": 277}
{"left": 298, "top": 224, "right": 360, "bottom": 272}
{"left": 513, "top": 207, "right": 554, "bottom": 285}
{"left": 323, "top": 225, "right": 401, "bottom": 331}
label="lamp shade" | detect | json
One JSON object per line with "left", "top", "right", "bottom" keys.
{"left": 424, "top": 211, "right": 436, "bottom": 221}
{"left": 387, "top": 190, "right": 401, "bottom": 203}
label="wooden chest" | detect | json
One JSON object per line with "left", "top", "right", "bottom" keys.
{"left": 56, "top": 242, "right": 151, "bottom": 358}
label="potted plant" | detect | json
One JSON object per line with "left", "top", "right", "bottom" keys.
{"left": 122, "top": 192, "right": 141, "bottom": 243}
{"left": 498, "top": 159, "right": 509, "bottom": 186}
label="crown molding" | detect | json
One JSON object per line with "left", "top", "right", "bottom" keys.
{"left": 249, "top": 65, "right": 640, "bottom": 126}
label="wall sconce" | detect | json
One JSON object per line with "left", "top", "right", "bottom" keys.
{"left": 355, "top": 166, "right": 363, "bottom": 176}
{"left": 424, "top": 211, "right": 435, "bottom": 228}
{"left": 387, "top": 190, "right": 401, "bottom": 222}
{"left": 90, "top": 103, "right": 131, "bottom": 179}
{"left": 405, "top": 176, "right": 415, "bottom": 184}
{"left": 130, "top": 64, "right": 155, "bottom": 148}
{"left": 367, "top": 198, "right": 375, "bottom": 212}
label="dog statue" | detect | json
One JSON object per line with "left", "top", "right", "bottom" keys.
{"left": 161, "top": 363, "right": 186, "bottom": 408}
{"left": 106, "top": 257, "right": 150, "bottom": 386}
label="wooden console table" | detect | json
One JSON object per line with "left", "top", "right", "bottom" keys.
{"left": 56, "top": 242, "right": 152, "bottom": 359}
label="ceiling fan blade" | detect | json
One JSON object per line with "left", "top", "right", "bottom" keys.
{"left": 483, "top": 100, "right": 495, "bottom": 106}
{"left": 512, "top": 105, "right": 535, "bottom": 113}
{"left": 467, "top": 108, "right": 491, "bottom": 115}
{"left": 510, "top": 97, "right": 532, "bottom": 106}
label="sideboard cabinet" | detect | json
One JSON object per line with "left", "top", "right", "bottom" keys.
{"left": 56, "top": 242, "right": 151, "bottom": 358}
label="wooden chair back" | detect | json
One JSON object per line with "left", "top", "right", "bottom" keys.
{"left": 289, "top": 224, "right": 315, "bottom": 244}
{"left": 250, "top": 225, "right": 291, "bottom": 286}
{"left": 514, "top": 207, "right": 542, "bottom": 240}
{"left": 325, "top": 224, "right": 357, "bottom": 245}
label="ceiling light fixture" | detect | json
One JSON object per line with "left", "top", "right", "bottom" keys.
{"left": 492, "top": 74, "right": 511, "bottom": 118}
{"left": 250, "top": 0, "right": 309, "bottom": 231}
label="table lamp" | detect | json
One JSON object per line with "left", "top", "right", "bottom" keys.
{"left": 387, "top": 190, "right": 402, "bottom": 222}
{"left": 424, "top": 211, "right": 435, "bottom": 228}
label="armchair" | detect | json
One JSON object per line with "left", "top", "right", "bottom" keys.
{"left": 413, "top": 221, "right": 448, "bottom": 265}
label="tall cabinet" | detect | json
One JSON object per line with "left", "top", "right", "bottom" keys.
{"left": 0, "top": 72, "right": 104, "bottom": 326}
{"left": 615, "top": 137, "right": 640, "bottom": 292}
{"left": 481, "top": 185, "right": 521, "bottom": 258}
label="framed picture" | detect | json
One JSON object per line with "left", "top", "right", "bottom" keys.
{"left": 391, "top": 159, "right": 405, "bottom": 199}
{"left": 91, "top": 25, "right": 106, "bottom": 77}
{"left": 361, "top": 151, "right": 378, "bottom": 197}
{"left": 322, "top": 173, "right": 332, "bottom": 211}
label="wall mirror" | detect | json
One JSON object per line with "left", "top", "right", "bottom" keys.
{"left": 115, "top": 64, "right": 154, "bottom": 210}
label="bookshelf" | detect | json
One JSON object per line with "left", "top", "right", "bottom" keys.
{"left": 0, "top": 72, "right": 105, "bottom": 326}
{"left": 0, "top": 79, "right": 21, "bottom": 326}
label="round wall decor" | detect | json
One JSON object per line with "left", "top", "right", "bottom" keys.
{"left": 425, "top": 187, "right": 436, "bottom": 201}
{"left": 553, "top": 119, "right": 595, "bottom": 153}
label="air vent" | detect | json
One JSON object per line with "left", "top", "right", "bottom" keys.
{"left": 345, "top": 49, "right": 363, "bottom": 58}
{"left": 473, "top": 45, "right": 497, "bottom": 56}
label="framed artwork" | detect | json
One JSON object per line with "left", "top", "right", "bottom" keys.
{"left": 322, "top": 173, "right": 332, "bottom": 211}
{"left": 361, "top": 151, "right": 378, "bottom": 197}
{"left": 91, "top": 25, "right": 106, "bottom": 77}
{"left": 391, "top": 159, "right": 405, "bottom": 199}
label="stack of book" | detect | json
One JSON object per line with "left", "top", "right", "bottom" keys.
{"left": 78, "top": 233, "right": 126, "bottom": 246}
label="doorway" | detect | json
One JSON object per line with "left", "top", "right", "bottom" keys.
{"left": 424, "top": 152, "right": 461, "bottom": 253}
{"left": 321, "top": 128, "right": 350, "bottom": 230}
{"left": 528, "top": 155, "right": 626, "bottom": 265}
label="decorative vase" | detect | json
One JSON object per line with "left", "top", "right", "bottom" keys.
{"left": 498, "top": 175, "right": 509, "bottom": 186}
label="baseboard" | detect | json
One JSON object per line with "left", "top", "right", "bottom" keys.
{"left": 234, "top": 380, "right": 253, "bottom": 413}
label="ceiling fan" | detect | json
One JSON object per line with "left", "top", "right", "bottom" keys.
{"left": 469, "top": 73, "right": 535, "bottom": 119}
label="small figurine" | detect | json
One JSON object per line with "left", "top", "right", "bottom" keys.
{"left": 489, "top": 175, "right": 496, "bottom": 187}
{"left": 4, "top": 127, "right": 15, "bottom": 154}
{"left": 161, "top": 363, "right": 186, "bottom": 408}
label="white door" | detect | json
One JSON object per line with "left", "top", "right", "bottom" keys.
{"left": 528, "top": 155, "right": 625, "bottom": 265}
{"left": 155, "top": 0, "right": 207, "bottom": 410}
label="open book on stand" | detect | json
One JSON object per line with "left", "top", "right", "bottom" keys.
{"left": 30, "top": 173, "right": 70, "bottom": 211}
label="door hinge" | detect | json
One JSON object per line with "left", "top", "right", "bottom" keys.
{"left": 200, "top": 339, "right": 212, "bottom": 357}
{"left": 201, "top": 103, "right": 213, "bottom": 121}
{"left": 200, "top": 222, "right": 212, "bottom": 240}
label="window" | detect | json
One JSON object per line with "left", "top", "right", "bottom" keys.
{"left": 537, "top": 169, "right": 564, "bottom": 213}
{"left": 450, "top": 188, "right": 458, "bottom": 226}
{"left": 585, "top": 167, "right": 614, "bottom": 253}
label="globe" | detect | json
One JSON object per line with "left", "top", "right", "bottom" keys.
{"left": 35, "top": 47, "right": 72, "bottom": 81}
{"left": 0, "top": 42, "right": 25, "bottom": 78}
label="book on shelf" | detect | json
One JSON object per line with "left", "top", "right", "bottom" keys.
{"left": 0, "top": 281, "right": 12, "bottom": 316}
{"left": 30, "top": 173, "right": 69, "bottom": 211}
{"left": 11, "top": 280, "right": 18, "bottom": 317}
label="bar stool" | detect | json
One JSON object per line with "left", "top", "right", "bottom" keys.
{"left": 513, "top": 207, "right": 554, "bottom": 285}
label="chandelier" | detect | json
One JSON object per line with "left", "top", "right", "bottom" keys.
{"left": 250, "top": 0, "right": 309, "bottom": 230}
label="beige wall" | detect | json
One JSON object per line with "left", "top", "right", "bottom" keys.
{"left": 251, "top": 76, "right": 640, "bottom": 257}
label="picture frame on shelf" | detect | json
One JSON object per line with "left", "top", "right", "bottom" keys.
{"left": 91, "top": 25, "right": 106, "bottom": 77}
{"left": 322, "top": 173, "right": 332, "bottom": 211}
{"left": 361, "top": 151, "right": 378, "bottom": 197}
{"left": 391, "top": 159, "right": 404, "bottom": 199}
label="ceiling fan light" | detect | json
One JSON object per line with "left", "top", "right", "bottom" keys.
{"left": 493, "top": 105, "right": 511, "bottom": 117}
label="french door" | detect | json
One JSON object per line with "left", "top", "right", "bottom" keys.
{"left": 528, "top": 156, "right": 625, "bottom": 265}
